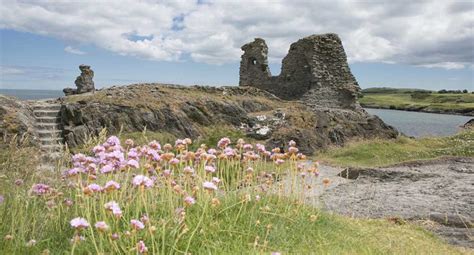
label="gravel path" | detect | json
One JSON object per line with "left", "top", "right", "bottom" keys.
{"left": 281, "top": 157, "right": 474, "bottom": 248}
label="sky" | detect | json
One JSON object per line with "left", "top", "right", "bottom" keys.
{"left": 0, "top": 0, "right": 473, "bottom": 91}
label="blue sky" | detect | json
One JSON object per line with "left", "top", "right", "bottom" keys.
{"left": 1, "top": 1, "right": 473, "bottom": 91}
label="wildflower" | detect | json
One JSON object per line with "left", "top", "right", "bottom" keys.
{"left": 100, "top": 164, "right": 114, "bottom": 174}
{"left": 0, "top": 195, "right": 4, "bottom": 204}
{"left": 14, "top": 179, "right": 24, "bottom": 186}
{"left": 243, "top": 143, "right": 253, "bottom": 150}
{"left": 183, "top": 138, "right": 192, "bottom": 145}
{"left": 93, "top": 145, "right": 105, "bottom": 154}
{"left": 137, "top": 240, "right": 148, "bottom": 254}
{"left": 63, "top": 198, "right": 73, "bottom": 207}
{"left": 95, "top": 221, "right": 109, "bottom": 232}
{"left": 125, "top": 139, "right": 134, "bottom": 147}
{"left": 106, "top": 136, "right": 121, "bottom": 146}
{"left": 83, "top": 183, "right": 102, "bottom": 195}
{"left": 127, "top": 159, "right": 140, "bottom": 169}
{"left": 141, "top": 214, "right": 149, "bottom": 224}
{"left": 203, "top": 181, "right": 217, "bottom": 191}
{"left": 132, "top": 175, "right": 154, "bottom": 188}
{"left": 163, "top": 169, "right": 171, "bottom": 177}
{"left": 105, "top": 201, "right": 122, "bottom": 218}
{"left": 111, "top": 233, "right": 119, "bottom": 240}
{"left": 289, "top": 140, "right": 296, "bottom": 147}
{"left": 272, "top": 252, "right": 282, "bottom": 255}
{"left": 149, "top": 140, "right": 161, "bottom": 150}
{"left": 70, "top": 217, "right": 90, "bottom": 229}
{"left": 224, "top": 147, "right": 236, "bottom": 157}
{"left": 217, "top": 137, "right": 231, "bottom": 148}
{"left": 131, "top": 219, "right": 145, "bottom": 230}
{"left": 204, "top": 165, "right": 216, "bottom": 173}
{"left": 256, "top": 143, "right": 266, "bottom": 152}
{"left": 4, "top": 234, "right": 13, "bottom": 240}
{"left": 149, "top": 226, "right": 157, "bottom": 233}
{"left": 169, "top": 158, "right": 179, "bottom": 165}
{"left": 207, "top": 148, "right": 217, "bottom": 155}
{"left": 46, "top": 200, "right": 56, "bottom": 208}
{"left": 163, "top": 143, "right": 173, "bottom": 151}
{"left": 175, "top": 207, "right": 186, "bottom": 219}
{"left": 212, "top": 177, "right": 221, "bottom": 184}
{"left": 26, "top": 239, "right": 36, "bottom": 247}
{"left": 246, "top": 167, "right": 254, "bottom": 174}
{"left": 255, "top": 195, "right": 261, "bottom": 201}
{"left": 211, "top": 197, "right": 220, "bottom": 207}
{"left": 104, "top": 180, "right": 121, "bottom": 191}
{"left": 275, "top": 159, "right": 285, "bottom": 165}
{"left": 183, "top": 166, "right": 195, "bottom": 175}
{"left": 31, "top": 183, "right": 51, "bottom": 196}
{"left": 310, "top": 215, "right": 318, "bottom": 222}
{"left": 184, "top": 196, "right": 196, "bottom": 206}
{"left": 288, "top": 146, "right": 299, "bottom": 154}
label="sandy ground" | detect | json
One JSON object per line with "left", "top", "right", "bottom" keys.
{"left": 280, "top": 157, "right": 474, "bottom": 248}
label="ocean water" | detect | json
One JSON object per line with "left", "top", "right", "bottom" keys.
{"left": 365, "top": 108, "right": 472, "bottom": 137}
{"left": 0, "top": 89, "right": 63, "bottom": 100}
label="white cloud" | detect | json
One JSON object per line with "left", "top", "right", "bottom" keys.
{"left": 0, "top": 0, "right": 472, "bottom": 69}
{"left": 0, "top": 66, "right": 25, "bottom": 76}
{"left": 64, "top": 46, "right": 86, "bottom": 55}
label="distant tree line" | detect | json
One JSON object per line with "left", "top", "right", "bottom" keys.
{"left": 437, "top": 89, "right": 470, "bottom": 94}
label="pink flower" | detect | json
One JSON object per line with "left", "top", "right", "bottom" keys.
{"left": 204, "top": 165, "right": 216, "bottom": 173}
{"left": 84, "top": 183, "right": 102, "bottom": 194}
{"left": 128, "top": 149, "right": 139, "bottom": 159}
{"left": 288, "top": 146, "right": 299, "bottom": 154}
{"left": 140, "top": 214, "right": 149, "bottom": 224}
{"left": 130, "top": 219, "right": 145, "bottom": 230}
{"left": 14, "top": 179, "right": 24, "bottom": 186}
{"left": 212, "top": 177, "right": 221, "bottom": 184}
{"left": 94, "top": 221, "right": 109, "bottom": 232}
{"left": 149, "top": 140, "right": 161, "bottom": 150}
{"left": 106, "top": 136, "right": 121, "bottom": 146}
{"left": 104, "top": 181, "right": 121, "bottom": 191}
{"left": 0, "top": 195, "right": 4, "bottom": 204}
{"left": 169, "top": 158, "right": 179, "bottom": 165}
{"left": 125, "top": 139, "right": 134, "bottom": 147}
{"left": 70, "top": 217, "right": 89, "bottom": 229}
{"left": 127, "top": 159, "right": 139, "bottom": 169}
{"left": 184, "top": 196, "right": 196, "bottom": 206}
{"left": 92, "top": 145, "right": 105, "bottom": 154}
{"left": 137, "top": 240, "right": 148, "bottom": 254}
{"left": 132, "top": 175, "right": 154, "bottom": 188}
{"left": 289, "top": 140, "right": 296, "bottom": 147}
{"left": 243, "top": 144, "right": 253, "bottom": 150}
{"left": 275, "top": 159, "right": 285, "bottom": 165}
{"left": 203, "top": 181, "right": 217, "bottom": 191}
{"left": 105, "top": 201, "right": 122, "bottom": 217}
{"left": 163, "top": 169, "right": 172, "bottom": 177}
{"left": 224, "top": 147, "right": 235, "bottom": 157}
{"left": 256, "top": 143, "right": 266, "bottom": 152}
{"left": 31, "top": 183, "right": 51, "bottom": 195}
{"left": 111, "top": 233, "right": 119, "bottom": 240}
{"left": 183, "top": 166, "right": 195, "bottom": 175}
{"left": 255, "top": 195, "right": 261, "bottom": 201}
{"left": 63, "top": 198, "right": 73, "bottom": 207}
{"left": 217, "top": 137, "right": 231, "bottom": 148}
{"left": 100, "top": 164, "right": 114, "bottom": 174}
{"left": 207, "top": 148, "right": 217, "bottom": 155}
{"left": 66, "top": 167, "right": 83, "bottom": 177}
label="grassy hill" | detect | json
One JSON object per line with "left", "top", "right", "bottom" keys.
{"left": 360, "top": 88, "right": 474, "bottom": 116}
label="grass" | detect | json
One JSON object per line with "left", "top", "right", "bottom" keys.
{"left": 0, "top": 134, "right": 467, "bottom": 254}
{"left": 360, "top": 88, "right": 474, "bottom": 114}
{"left": 318, "top": 130, "right": 474, "bottom": 168}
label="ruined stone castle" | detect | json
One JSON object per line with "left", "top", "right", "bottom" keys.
{"left": 239, "top": 33, "right": 360, "bottom": 109}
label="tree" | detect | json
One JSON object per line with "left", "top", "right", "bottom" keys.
{"left": 463, "top": 89, "right": 468, "bottom": 93}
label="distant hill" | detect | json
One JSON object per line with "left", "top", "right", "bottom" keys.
{"left": 360, "top": 87, "right": 474, "bottom": 116}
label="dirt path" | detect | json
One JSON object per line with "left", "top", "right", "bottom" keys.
{"left": 282, "top": 157, "right": 474, "bottom": 248}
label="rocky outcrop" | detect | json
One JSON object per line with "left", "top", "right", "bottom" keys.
{"left": 63, "top": 65, "right": 95, "bottom": 96}
{"left": 59, "top": 83, "right": 398, "bottom": 154}
{"left": 240, "top": 33, "right": 360, "bottom": 109}
{"left": 0, "top": 95, "right": 36, "bottom": 144}
{"left": 462, "top": 119, "right": 474, "bottom": 129}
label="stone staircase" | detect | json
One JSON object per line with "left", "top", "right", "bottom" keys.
{"left": 32, "top": 101, "right": 64, "bottom": 169}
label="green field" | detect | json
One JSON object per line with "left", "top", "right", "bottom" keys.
{"left": 318, "top": 130, "right": 474, "bottom": 168}
{"left": 359, "top": 88, "right": 474, "bottom": 115}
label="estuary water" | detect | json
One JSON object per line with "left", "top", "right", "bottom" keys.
{"left": 0, "top": 89, "right": 63, "bottom": 100}
{"left": 365, "top": 108, "right": 471, "bottom": 137}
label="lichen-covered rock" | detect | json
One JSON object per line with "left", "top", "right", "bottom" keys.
{"left": 462, "top": 119, "right": 474, "bottom": 129}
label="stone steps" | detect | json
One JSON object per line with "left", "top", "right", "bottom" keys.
{"left": 32, "top": 101, "right": 65, "bottom": 170}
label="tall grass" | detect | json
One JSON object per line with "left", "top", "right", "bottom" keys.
{"left": 0, "top": 134, "right": 465, "bottom": 254}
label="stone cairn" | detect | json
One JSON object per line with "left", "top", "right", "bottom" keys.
{"left": 63, "top": 64, "right": 95, "bottom": 96}
{"left": 239, "top": 33, "right": 361, "bottom": 109}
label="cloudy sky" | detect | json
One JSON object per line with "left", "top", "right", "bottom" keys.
{"left": 0, "top": 0, "right": 473, "bottom": 90}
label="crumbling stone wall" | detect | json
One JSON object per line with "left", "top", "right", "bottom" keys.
{"left": 239, "top": 33, "right": 360, "bottom": 109}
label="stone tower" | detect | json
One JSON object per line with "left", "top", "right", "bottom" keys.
{"left": 239, "top": 33, "right": 361, "bottom": 109}
{"left": 63, "top": 64, "right": 95, "bottom": 96}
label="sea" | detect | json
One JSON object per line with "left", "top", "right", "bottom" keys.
{"left": 0, "top": 89, "right": 471, "bottom": 138}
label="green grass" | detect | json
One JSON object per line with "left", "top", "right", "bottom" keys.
{"left": 360, "top": 88, "right": 474, "bottom": 114}
{"left": 318, "top": 130, "right": 474, "bottom": 168}
{"left": 0, "top": 135, "right": 467, "bottom": 254}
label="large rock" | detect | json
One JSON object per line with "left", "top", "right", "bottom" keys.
{"left": 59, "top": 83, "right": 398, "bottom": 154}
{"left": 63, "top": 65, "right": 95, "bottom": 96}
{"left": 0, "top": 95, "right": 36, "bottom": 145}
